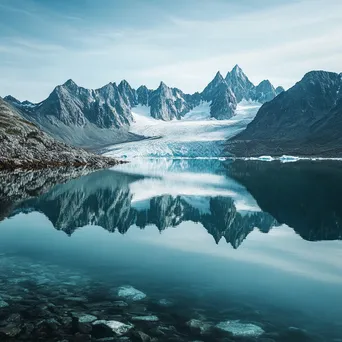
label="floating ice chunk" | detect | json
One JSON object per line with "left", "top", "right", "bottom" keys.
{"left": 117, "top": 285, "right": 146, "bottom": 301}
{"left": 79, "top": 314, "right": 98, "bottom": 323}
{"left": 131, "top": 315, "right": 159, "bottom": 322}
{"left": 93, "top": 320, "right": 133, "bottom": 335}
{"left": 257, "top": 156, "right": 274, "bottom": 161}
{"left": 216, "top": 320, "right": 264, "bottom": 337}
{"left": 279, "top": 155, "right": 300, "bottom": 163}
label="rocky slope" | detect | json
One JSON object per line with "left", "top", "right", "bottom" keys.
{"left": 0, "top": 97, "right": 120, "bottom": 170}
{"left": 148, "top": 82, "right": 200, "bottom": 120}
{"left": 225, "top": 65, "right": 283, "bottom": 103}
{"left": 201, "top": 67, "right": 282, "bottom": 120}
{"left": 5, "top": 66, "right": 282, "bottom": 147}
{"left": 226, "top": 70, "right": 342, "bottom": 157}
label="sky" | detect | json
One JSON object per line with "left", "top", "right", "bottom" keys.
{"left": 0, "top": 0, "right": 341, "bottom": 102}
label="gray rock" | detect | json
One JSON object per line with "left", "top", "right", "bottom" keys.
{"left": 131, "top": 315, "right": 159, "bottom": 322}
{"left": 78, "top": 314, "right": 98, "bottom": 323}
{"left": 149, "top": 82, "right": 199, "bottom": 121}
{"left": 113, "top": 301, "right": 129, "bottom": 307}
{"left": 117, "top": 286, "right": 146, "bottom": 301}
{"left": 0, "top": 297, "right": 9, "bottom": 308}
{"left": 215, "top": 320, "right": 264, "bottom": 337}
{"left": 93, "top": 320, "right": 133, "bottom": 336}
{"left": 227, "top": 70, "right": 342, "bottom": 157}
{"left": 187, "top": 319, "right": 211, "bottom": 334}
{"left": 78, "top": 322, "right": 92, "bottom": 334}
{"left": 0, "top": 97, "right": 121, "bottom": 170}
{"left": 225, "top": 65, "right": 255, "bottom": 102}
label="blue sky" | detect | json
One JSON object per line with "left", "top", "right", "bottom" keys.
{"left": 0, "top": 0, "right": 341, "bottom": 102}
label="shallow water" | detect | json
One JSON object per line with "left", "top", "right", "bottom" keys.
{"left": 0, "top": 159, "right": 342, "bottom": 341}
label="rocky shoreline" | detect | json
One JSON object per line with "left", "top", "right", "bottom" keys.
{"left": 0, "top": 97, "right": 122, "bottom": 171}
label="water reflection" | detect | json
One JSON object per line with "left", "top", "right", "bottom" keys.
{"left": 1, "top": 159, "right": 342, "bottom": 247}
{"left": 1, "top": 159, "right": 342, "bottom": 341}
{"left": 228, "top": 160, "right": 342, "bottom": 241}
{"left": 7, "top": 168, "right": 275, "bottom": 249}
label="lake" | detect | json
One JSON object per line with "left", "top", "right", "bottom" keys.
{"left": 0, "top": 159, "right": 341, "bottom": 341}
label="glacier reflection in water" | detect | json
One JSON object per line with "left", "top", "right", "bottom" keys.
{"left": 0, "top": 159, "right": 342, "bottom": 341}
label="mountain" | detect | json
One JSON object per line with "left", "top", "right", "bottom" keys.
{"left": 200, "top": 67, "right": 281, "bottom": 120}
{"left": 136, "top": 85, "right": 151, "bottom": 106}
{"left": 148, "top": 82, "right": 199, "bottom": 120}
{"left": 228, "top": 160, "right": 342, "bottom": 241}
{"left": 275, "top": 86, "right": 285, "bottom": 95}
{"left": 209, "top": 83, "right": 237, "bottom": 120}
{"left": 4, "top": 66, "right": 283, "bottom": 147}
{"left": 254, "top": 80, "right": 277, "bottom": 103}
{"left": 226, "top": 70, "right": 342, "bottom": 157}
{"left": 201, "top": 72, "right": 237, "bottom": 119}
{"left": 225, "top": 65, "right": 255, "bottom": 102}
{"left": 6, "top": 169, "right": 276, "bottom": 248}
{"left": 0, "top": 97, "right": 119, "bottom": 170}
{"left": 6, "top": 80, "right": 143, "bottom": 148}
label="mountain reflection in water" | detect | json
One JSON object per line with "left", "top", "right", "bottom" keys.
{"left": 0, "top": 159, "right": 342, "bottom": 341}
{"left": 1, "top": 159, "right": 342, "bottom": 247}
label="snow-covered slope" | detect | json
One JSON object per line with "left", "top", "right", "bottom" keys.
{"left": 103, "top": 101, "right": 261, "bottom": 158}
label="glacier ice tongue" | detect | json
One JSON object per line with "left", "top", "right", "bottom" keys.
{"left": 216, "top": 320, "right": 264, "bottom": 337}
{"left": 117, "top": 285, "right": 147, "bottom": 301}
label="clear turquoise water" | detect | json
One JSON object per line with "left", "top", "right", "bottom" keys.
{"left": 0, "top": 159, "right": 341, "bottom": 341}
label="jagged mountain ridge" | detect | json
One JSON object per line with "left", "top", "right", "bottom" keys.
{"left": 0, "top": 97, "right": 119, "bottom": 170}
{"left": 226, "top": 70, "right": 342, "bottom": 157}
{"left": 5, "top": 65, "right": 282, "bottom": 147}
{"left": 9, "top": 169, "right": 277, "bottom": 249}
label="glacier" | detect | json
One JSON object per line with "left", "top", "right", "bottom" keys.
{"left": 103, "top": 101, "right": 261, "bottom": 159}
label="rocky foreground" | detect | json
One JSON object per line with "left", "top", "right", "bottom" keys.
{"left": 0, "top": 98, "right": 121, "bottom": 170}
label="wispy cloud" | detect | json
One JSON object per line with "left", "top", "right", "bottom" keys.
{"left": 0, "top": 0, "right": 341, "bottom": 101}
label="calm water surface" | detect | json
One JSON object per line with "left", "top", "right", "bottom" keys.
{"left": 0, "top": 159, "right": 341, "bottom": 341}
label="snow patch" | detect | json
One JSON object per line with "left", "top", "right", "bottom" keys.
{"left": 104, "top": 102, "right": 261, "bottom": 159}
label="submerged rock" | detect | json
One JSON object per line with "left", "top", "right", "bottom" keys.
{"left": 131, "top": 315, "right": 159, "bottom": 322}
{"left": 0, "top": 297, "right": 9, "bottom": 308}
{"left": 78, "top": 314, "right": 98, "bottom": 323}
{"left": 113, "top": 301, "right": 129, "bottom": 307}
{"left": 157, "top": 299, "right": 174, "bottom": 307}
{"left": 93, "top": 320, "right": 133, "bottom": 336}
{"left": 117, "top": 285, "right": 146, "bottom": 301}
{"left": 215, "top": 320, "right": 264, "bottom": 337}
{"left": 0, "top": 324, "right": 22, "bottom": 337}
{"left": 187, "top": 319, "right": 212, "bottom": 334}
